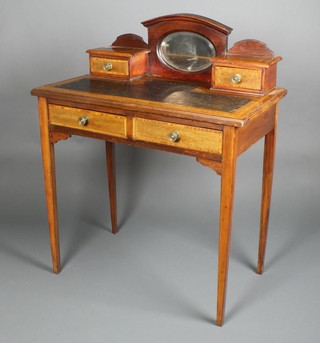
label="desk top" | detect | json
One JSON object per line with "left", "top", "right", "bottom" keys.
{"left": 32, "top": 75, "right": 287, "bottom": 127}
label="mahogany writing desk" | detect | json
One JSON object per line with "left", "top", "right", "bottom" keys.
{"left": 31, "top": 14, "right": 287, "bottom": 326}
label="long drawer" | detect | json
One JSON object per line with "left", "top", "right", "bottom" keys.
{"left": 48, "top": 105, "right": 127, "bottom": 138}
{"left": 132, "top": 117, "right": 222, "bottom": 154}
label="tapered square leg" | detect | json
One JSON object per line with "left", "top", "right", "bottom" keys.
{"left": 257, "top": 111, "right": 278, "bottom": 275}
{"left": 106, "top": 141, "right": 118, "bottom": 234}
{"left": 216, "top": 127, "right": 237, "bottom": 326}
{"left": 38, "top": 97, "right": 61, "bottom": 274}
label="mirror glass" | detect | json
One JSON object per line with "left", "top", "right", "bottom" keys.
{"left": 157, "top": 32, "right": 216, "bottom": 72}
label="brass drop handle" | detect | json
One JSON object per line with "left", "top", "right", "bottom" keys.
{"left": 231, "top": 73, "right": 242, "bottom": 84}
{"left": 103, "top": 62, "right": 113, "bottom": 71}
{"left": 168, "top": 131, "right": 180, "bottom": 142}
{"left": 78, "top": 116, "right": 89, "bottom": 126}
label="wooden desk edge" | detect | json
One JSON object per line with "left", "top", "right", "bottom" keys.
{"left": 31, "top": 78, "right": 287, "bottom": 129}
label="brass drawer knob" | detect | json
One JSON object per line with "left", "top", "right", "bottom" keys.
{"left": 103, "top": 62, "right": 113, "bottom": 71}
{"left": 168, "top": 131, "right": 180, "bottom": 142}
{"left": 231, "top": 73, "right": 242, "bottom": 84}
{"left": 78, "top": 116, "right": 89, "bottom": 126}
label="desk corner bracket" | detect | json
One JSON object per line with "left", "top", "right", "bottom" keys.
{"left": 196, "top": 157, "right": 222, "bottom": 175}
{"left": 50, "top": 131, "right": 72, "bottom": 144}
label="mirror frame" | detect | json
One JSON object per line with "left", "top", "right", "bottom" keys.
{"left": 142, "top": 14, "right": 232, "bottom": 83}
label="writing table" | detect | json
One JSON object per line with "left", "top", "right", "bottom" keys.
{"left": 31, "top": 14, "right": 287, "bottom": 326}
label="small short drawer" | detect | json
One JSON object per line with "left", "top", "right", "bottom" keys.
{"left": 90, "top": 57, "right": 129, "bottom": 77}
{"left": 132, "top": 118, "right": 222, "bottom": 154}
{"left": 214, "top": 66, "right": 262, "bottom": 91}
{"left": 48, "top": 105, "right": 127, "bottom": 138}
{"left": 211, "top": 50, "right": 280, "bottom": 95}
{"left": 87, "top": 47, "right": 149, "bottom": 80}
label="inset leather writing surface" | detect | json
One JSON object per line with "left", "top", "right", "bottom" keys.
{"left": 57, "top": 77, "right": 251, "bottom": 113}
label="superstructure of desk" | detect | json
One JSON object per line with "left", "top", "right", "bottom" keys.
{"left": 31, "top": 14, "right": 287, "bottom": 326}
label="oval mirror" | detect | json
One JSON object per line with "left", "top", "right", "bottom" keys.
{"left": 157, "top": 32, "right": 216, "bottom": 72}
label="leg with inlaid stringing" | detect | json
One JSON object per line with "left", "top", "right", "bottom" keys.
{"left": 257, "top": 110, "right": 278, "bottom": 275}
{"left": 216, "top": 126, "right": 237, "bottom": 326}
{"left": 38, "top": 97, "right": 61, "bottom": 274}
{"left": 106, "top": 141, "right": 118, "bottom": 234}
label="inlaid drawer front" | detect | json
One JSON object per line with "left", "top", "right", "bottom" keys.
{"left": 48, "top": 105, "right": 127, "bottom": 138}
{"left": 133, "top": 118, "right": 222, "bottom": 154}
{"left": 214, "top": 66, "right": 262, "bottom": 90}
{"left": 90, "top": 57, "right": 129, "bottom": 76}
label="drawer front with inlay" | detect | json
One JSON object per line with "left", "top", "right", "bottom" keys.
{"left": 214, "top": 66, "right": 262, "bottom": 91}
{"left": 49, "top": 105, "right": 127, "bottom": 138}
{"left": 132, "top": 118, "right": 222, "bottom": 154}
{"left": 90, "top": 57, "right": 129, "bottom": 76}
